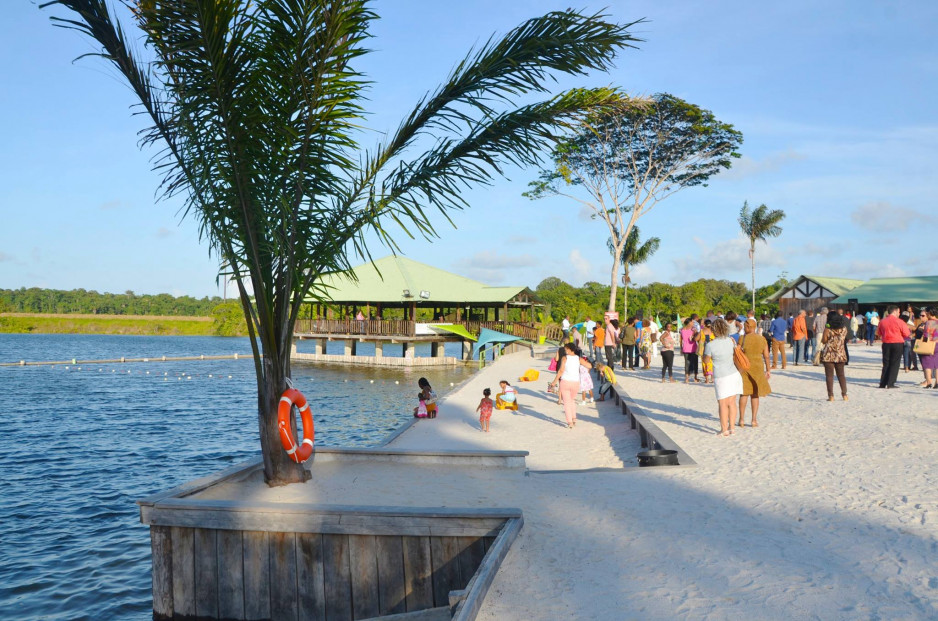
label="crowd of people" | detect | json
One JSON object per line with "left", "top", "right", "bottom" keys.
{"left": 545, "top": 304, "right": 938, "bottom": 435}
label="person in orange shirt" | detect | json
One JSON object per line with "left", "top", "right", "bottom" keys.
{"left": 792, "top": 309, "right": 808, "bottom": 366}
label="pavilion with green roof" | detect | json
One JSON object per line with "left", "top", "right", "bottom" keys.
{"left": 292, "top": 257, "right": 541, "bottom": 364}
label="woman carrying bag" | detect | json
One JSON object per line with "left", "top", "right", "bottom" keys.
{"left": 915, "top": 307, "right": 938, "bottom": 388}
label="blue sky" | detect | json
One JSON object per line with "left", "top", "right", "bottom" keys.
{"left": 1, "top": 1, "right": 936, "bottom": 298}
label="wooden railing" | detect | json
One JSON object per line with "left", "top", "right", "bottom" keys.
{"left": 294, "top": 319, "right": 416, "bottom": 337}
{"left": 294, "top": 319, "right": 541, "bottom": 341}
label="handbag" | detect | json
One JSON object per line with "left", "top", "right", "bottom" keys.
{"left": 733, "top": 335, "right": 751, "bottom": 372}
{"left": 913, "top": 337, "right": 936, "bottom": 356}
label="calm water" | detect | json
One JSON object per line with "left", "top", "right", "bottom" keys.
{"left": 0, "top": 335, "right": 474, "bottom": 620}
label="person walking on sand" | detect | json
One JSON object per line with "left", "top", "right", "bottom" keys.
{"left": 659, "top": 322, "right": 676, "bottom": 382}
{"left": 877, "top": 305, "right": 910, "bottom": 389}
{"left": 680, "top": 318, "right": 700, "bottom": 382}
{"left": 792, "top": 309, "right": 807, "bottom": 366}
{"left": 738, "top": 318, "right": 772, "bottom": 427}
{"left": 593, "top": 322, "right": 605, "bottom": 365}
{"left": 805, "top": 309, "right": 817, "bottom": 363}
{"left": 702, "top": 318, "right": 743, "bottom": 436}
{"left": 604, "top": 317, "right": 620, "bottom": 367}
{"left": 562, "top": 316, "right": 571, "bottom": 343}
{"left": 821, "top": 313, "right": 849, "bottom": 401}
{"left": 476, "top": 388, "right": 494, "bottom": 432}
{"left": 549, "top": 342, "right": 591, "bottom": 428}
{"left": 769, "top": 311, "right": 788, "bottom": 369}
{"left": 917, "top": 307, "right": 938, "bottom": 388}
{"left": 621, "top": 317, "right": 637, "bottom": 370}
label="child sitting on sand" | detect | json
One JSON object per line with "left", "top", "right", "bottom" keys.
{"left": 416, "top": 377, "right": 438, "bottom": 418}
{"left": 476, "top": 388, "right": 494, "bottom": 432}
{"left": 495, "top": 380, "right": 518, "bottom": 410}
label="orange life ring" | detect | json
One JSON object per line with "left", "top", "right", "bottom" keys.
{"left": 278, "top": 388, "right": 314, "bottom": 463}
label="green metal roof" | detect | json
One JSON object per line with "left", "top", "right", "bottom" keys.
{"left": 764, "top": 275, "right": 864, "bottom": 302}
{"left": 830, "top": 275, "right": 938, "bottom": 305}
{"left": 306, "top": 255, "right": 533, "bottom": 305}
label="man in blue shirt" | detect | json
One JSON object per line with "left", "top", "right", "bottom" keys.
{"left": 770, "top": 311, "right": 789, "bottom": 369}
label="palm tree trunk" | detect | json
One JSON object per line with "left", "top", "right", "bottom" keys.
{"left": 623, "top": 265, "right": 629, "bottom": 319}
{"left": 750, "top": 241, "right": 756, "bottom": 314}
{"left": 258, "top": 344, "right": 310, "bottom": 486}
{"left": 608, "top": 257, "right": 619, "bottom": 313}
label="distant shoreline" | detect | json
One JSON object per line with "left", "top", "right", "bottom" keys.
{"left": 0, "top": 313, "right": 216, "bottom": 336}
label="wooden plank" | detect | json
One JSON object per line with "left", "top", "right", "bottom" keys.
{"left": 452, "top": 517, "right": 524, "bottom": 621}
{"left": 375, "top": 536, "right": 406, "bottom": 616}
{"left": 402, "top": 536, "right": 433, "bottom": 612}
{"left": 138, "top": 459, "right": 263, "bottom": 508}
{"left": 429, "top": 537, "right": 461, "bottom": 608}
{"left": 194, "top": 528, "right": 219, "bottom": 618}
{"left": 243, "top": 531, "right": 271, "bottom": 620}
{"left": 456, "top": 537, "right": 486, "bottom": 590}
{"left": 297, "top": 533, "right": 326, "bottom": 620}
{"left": 217, "top": 530, "right": 244, "bottom": 620}
{"left": 349, "top": 535, "right": 380, "bottom": 620}
{"left": 270, "top": 532, "right": 298, "bottom": 620}
{"left": 170, "top": 527, "right": 195, "bottom": 618}
{"left": 323, "top": 534, "right": 353, "bottom": 621}
{"left": 150, "top": 526, "right": 173, "bottom": 619}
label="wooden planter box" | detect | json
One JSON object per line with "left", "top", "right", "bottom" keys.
{"left": 139, "top": 452, "right": 525, "bottom": 621}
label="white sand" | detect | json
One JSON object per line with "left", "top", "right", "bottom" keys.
{"left": 198, "top": 347, "right": 938, "bottom": 619}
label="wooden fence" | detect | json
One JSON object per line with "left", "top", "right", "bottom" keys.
{"left": 294, "top": 319, "right": 540, "bottom": 341}
{"left": 294, "top": 319, "right": 417, "bottom": 337}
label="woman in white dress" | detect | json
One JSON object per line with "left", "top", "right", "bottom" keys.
{"left": 702, "top": 318, "right": 744, "bottom": 436}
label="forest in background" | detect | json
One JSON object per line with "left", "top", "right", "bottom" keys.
{"left": 1, "top": 274, "right": 788, "bottom": 332}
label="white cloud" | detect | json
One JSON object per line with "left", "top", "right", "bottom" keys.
{"left": 569, "top": 249, "right": 592, "bottom": 284}
{"left": 506, "top": 235, "right": 536, "bottom": 245}
{"left": 156, "top": 227, "right": 173, "bottom": 238}
{"left": 672, "top": 234, "right": 786, "bottom": 280}
{"left": 793, "top": 241, "right": 849, "bottom": 259}
{"left": 0, "top": 252, "right": 13, "bottom": 262}
{"left": 851, "top": 201, "right": 932, "bottom": 232}
{"left": 723, "top": 149, "right": 806, "bottom": 180}
{"left": 459, "top": 251, "right": 538, "bottom": 284}
{"left": 815, "top": 259, "right": 906, "bottom": 279}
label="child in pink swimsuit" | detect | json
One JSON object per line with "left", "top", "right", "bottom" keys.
{"left": 476, "top": 388, "right": 494, "bottom": 432}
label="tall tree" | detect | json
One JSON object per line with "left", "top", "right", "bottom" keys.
{"left": 525, "top": 93, "right": 743, "bottom": 312}
{"left": 738, "top": 201, "right": 785, "bottom": 313}
{"left": 42, "top": 0, "right": 641, "bottom": 485}
{"left": 607, "top": 226, "right": 659, "bottom": 318}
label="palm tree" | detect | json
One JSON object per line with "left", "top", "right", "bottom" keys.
{"left": 42, "top": 0, "right": 640, "bottom": 485}
{"left": 739, "top": 201, "right": 785, "bottom": 313}
{"left": 608, "top": 226, "right": 659, "bottom": 318}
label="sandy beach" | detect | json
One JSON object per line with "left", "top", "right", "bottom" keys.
{"left": 199, "top": 346, "right": 937, "bottom": 619}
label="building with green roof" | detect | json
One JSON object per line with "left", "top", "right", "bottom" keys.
{"left": 830, "top": 276, "right": 938, "bottom": 308}
{"left": 295, "top": 256, "right": 541, "bottom": 349}
{"left": 763, "top": 275, "right": 864, "bottom": 315}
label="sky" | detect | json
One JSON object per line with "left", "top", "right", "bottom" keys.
{"left": 1, "top": 1, "right": 936, "bottom": 299}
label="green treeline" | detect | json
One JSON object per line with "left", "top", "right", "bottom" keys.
{"left": 535, "top": 276, "right": 787, "bottom": 323}
{"left": 0, "top": 287, "right": 224, "bottom": 316}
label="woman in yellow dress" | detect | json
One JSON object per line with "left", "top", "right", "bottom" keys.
{"left": 737, "top": 318, "right": 772, "bottom": 427}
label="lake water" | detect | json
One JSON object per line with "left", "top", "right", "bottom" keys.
{"left": 0, "top": 334, "right": 476, "bottom": 620}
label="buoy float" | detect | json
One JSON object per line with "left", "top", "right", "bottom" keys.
{"left": 278, "top": 388, "right": 314, "bottom": 463}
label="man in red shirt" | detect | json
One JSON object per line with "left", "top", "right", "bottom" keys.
{"left": 877, "top": 304, "right": 911, "bottom": 388}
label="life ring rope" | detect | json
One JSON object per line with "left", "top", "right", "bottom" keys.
{"left": 278, "top": 387, "right": 315, "bottom": 463}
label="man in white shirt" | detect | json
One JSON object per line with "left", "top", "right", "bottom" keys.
{"left": 562, "top": 316, "right": 571, "bottom": 343}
